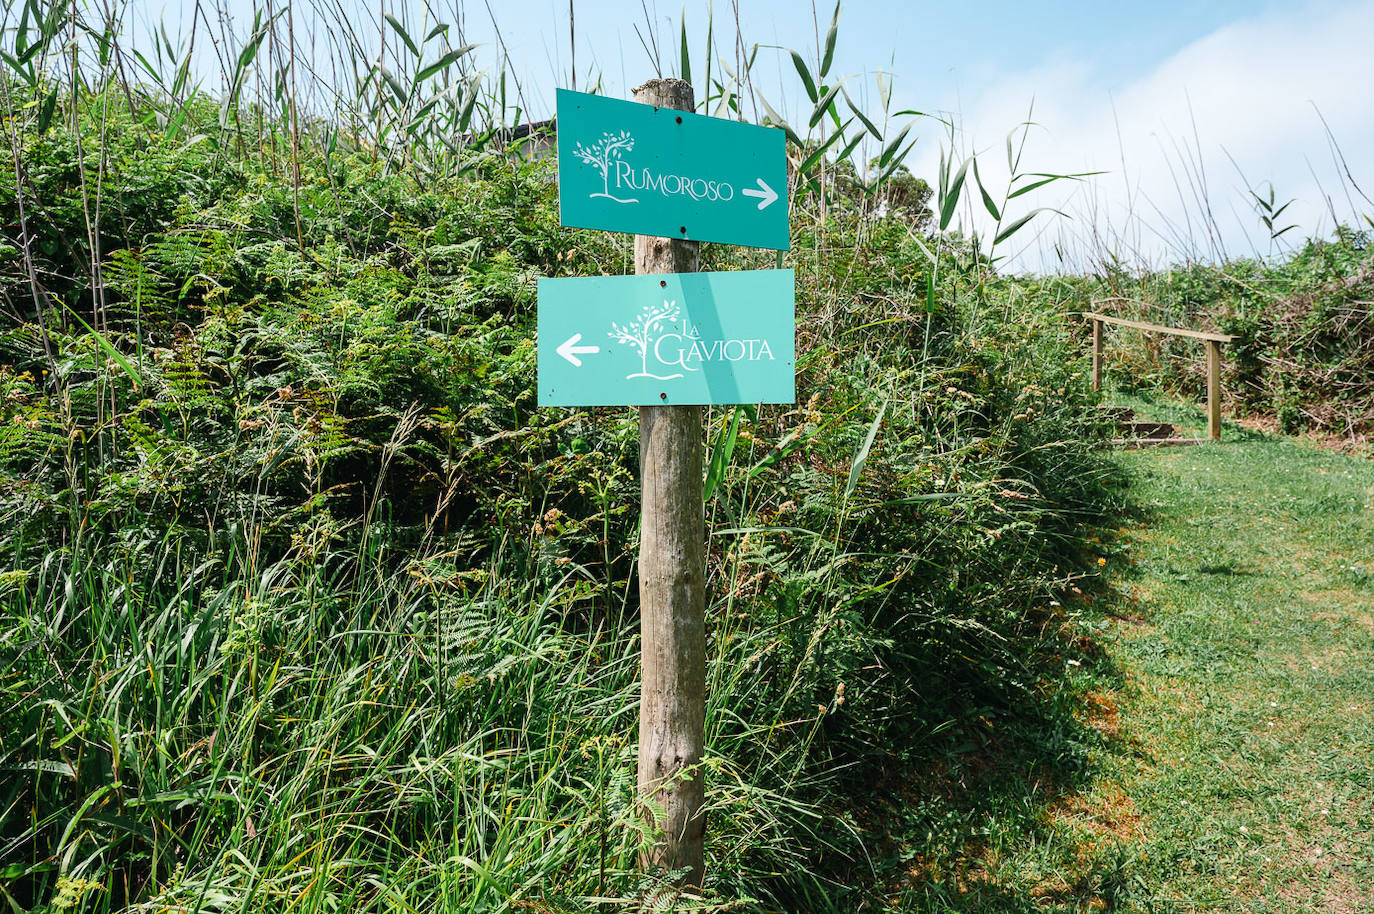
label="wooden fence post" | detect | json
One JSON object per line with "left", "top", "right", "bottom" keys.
{"left": 1206, "top": 339, "right": 1222, "bottom": 441}
{"left": 632, "top": 77, "right": 706, "bottom": 890}
{"left": 1091, "top": 318, "right": 1103, "bottom": 391}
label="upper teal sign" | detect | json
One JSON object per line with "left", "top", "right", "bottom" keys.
{"left": 538, "top": 269, "right": 795, "bottom": 407}
{"left": 556, "top": 89, "right": 790, "bottom": 250}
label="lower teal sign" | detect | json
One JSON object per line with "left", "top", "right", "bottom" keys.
{"left": 538, "top": 269, "right": 795, "bottom": 407}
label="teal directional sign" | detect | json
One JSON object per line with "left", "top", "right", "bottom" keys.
{"left": 556, "top": 89, "right": 790, "bottom": 250}
{"left": 538, "top": 269, "right": 795, "bottom": 406}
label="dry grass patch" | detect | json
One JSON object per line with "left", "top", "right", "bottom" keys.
{"left": 1078, "top": 690, "right": 1124, "bottom": 740}
{"left": 1048, "top": 783, "right": 1144, "bottom": 844}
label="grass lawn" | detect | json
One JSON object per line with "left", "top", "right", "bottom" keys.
{"left": 1099, "top": 397, "right": 1373, "bottom": 911}
{"left": 888, "top": 395, "right": 1374, "bottom": 912}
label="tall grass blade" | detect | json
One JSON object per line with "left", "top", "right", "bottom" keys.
{"left": 755, "top": 93, "right": 801, "bottom": 148}
{"left": 789, "top": 50, "right": 818, "bottom": 104}
{"left": 703, "top": 406, "right": 746, "bottom": 501}
{"left": 416, "top": 45, "right": 477, "bottom": 83}
{"left": 843, "top": 88, "right": 881, "bottom": 139}
{"left": 385, "top": 14, "right": 421, "bottom": 58}
{"left": 973, "top": 158, "right": 1001, "bottom": 221}
{"left": 876, "top": 121, "right": 913, "bottom": 170}
{"left": 939, "top": 156, "right": 971, "bottom": 231}
{"left": 809, "top": 79, "right": 845, "bottom": 129}
{"left": 845, "top": 401, "right": 886, "bottom": 500}
{"left": 820, "top": 0, "right": 841, "bottom": 78}
{"left": 797, "top": 121, "right": 851, "bottom": 176}
{"left": 993, "top": 206, "right": 1064, "bottom": 245}
{"left": 679, "top": 12, "right": 691, "bottom": 85}
{"left": 62, "top": 307, "right": 140, "bottom": 388}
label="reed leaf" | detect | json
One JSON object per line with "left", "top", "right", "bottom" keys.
{"left": 994, "top": 206, "right": 1064, "bottom": 245}
{"left": 973, "top": 158, "right": 1001, "bottom": 221}
{"left": 789, "top": 50, "right": 818, "bottom": 104}
{"left": 845, "top": 401, "right": 886, "bottom": 500}
{"left": 876, "top": 121, "right": 914, "bottom": 170}
{"left": 384, "top": 14, "right": 420, "bottom": 59}
{"left": 809, "top": 79, "right": 845, "bottom": 129}
{"left": 797, "top": 120, "right": 852, "bottom": 177}
{"left": 939, "top": 155, "right": 971, "bottom": 231}
{"left": 416, "top": 44, "right": 476, "bottom": 83}
{"left": 820, "top": 0, "right": 841, "bottom": 78}
{"left": 704, "top": 406, "right": 746, "bottom": 501}
{"left": 679, "top": 12, "right": 691, "bottom": 85}
{"left": 844, "top": 87, "right": 882, "bottom": 139}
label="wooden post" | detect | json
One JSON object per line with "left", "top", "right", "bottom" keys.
{"left": 1206, "top": 339, "right": 1222, "bottom": 441}
{"left": 632, "top": 77, "right": 706, "bottom": 890}
{"left": 1091, "top": 318, "right": 1103, "bottom": 391}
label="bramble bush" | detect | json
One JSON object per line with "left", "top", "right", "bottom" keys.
{"left": 1086, "top": 227, "right": 1374, "bottom": 439}
{"left": 0, "top": 91, "right": 1120, "bottom": 912}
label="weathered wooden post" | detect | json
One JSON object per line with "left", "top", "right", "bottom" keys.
{"left": 1206, "top": 339, "right": 1222, "bottom": 441}
{"left": 546, "top": 79, "right": 789, "bottom": 890}
{"left": 1091, "top": 318, "right": 1103, "bottom": 391}
{"left": 632, "top": 77, "right": 706, "bottom": 889}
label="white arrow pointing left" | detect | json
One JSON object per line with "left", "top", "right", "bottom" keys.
{"left": 556, "top": 333, "right": 600, "bottom": 367}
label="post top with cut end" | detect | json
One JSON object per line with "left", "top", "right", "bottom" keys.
{"left": 632, "top": 78, "right": 694, "bottom": 110}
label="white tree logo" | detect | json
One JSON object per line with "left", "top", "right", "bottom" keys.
{"left": 574, "top": 130, "right": 639, "bottom": 204}
{"left": 609, "top": 300, "right": 684, "bottom": 380}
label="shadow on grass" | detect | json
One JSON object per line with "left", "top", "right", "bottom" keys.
{"left": 778, "top": 435, "right": 1153, "bottom": 911}
{"left": 811, "top": 587, "right": 1142, "bottom": 911}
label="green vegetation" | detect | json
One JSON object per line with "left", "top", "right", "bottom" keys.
{"left": 1103, "top": 416, "right": 1374, "bottom": 911}
{"left": 876, "top": 400, "right": 1374, "bottom": 912}
{"left": 1, "top": 2, "right": 1372, "bottom": 912}
{"left": 0, "top": 72, "right": 1119, "bottom": 910}
{"left": 1082, "top": 229, "right": 1374, "bottom": 441}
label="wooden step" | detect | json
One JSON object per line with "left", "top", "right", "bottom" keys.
{"left": 1124, "top": 420, "right": 1176, "bottom": 439}
{"left": 1112, "top": 437, "right": 1206, "bottom": 449}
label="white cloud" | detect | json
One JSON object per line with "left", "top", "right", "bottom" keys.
{"left": 907, "top": 0, "right": 1374, "bottom": 271}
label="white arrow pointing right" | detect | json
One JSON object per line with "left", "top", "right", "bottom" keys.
{"left": 741, "top": 177, "right": 780, "bottom": 211}
{"left": 556, "top": 333, "right": 600, "bottom": 367}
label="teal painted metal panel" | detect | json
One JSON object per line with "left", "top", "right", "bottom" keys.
{"left": 556, "top": 89, "right": 790, "bottom": 250}
{"left": 538, "top": 270, "right": 795, "bottom": 407}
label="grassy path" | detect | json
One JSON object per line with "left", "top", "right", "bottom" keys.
{"left": 1101, "top": 427, "right": 1374, "bottom": 911}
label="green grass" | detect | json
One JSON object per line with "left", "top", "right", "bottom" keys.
{"left": 1104, "top": 411, "right": 1374, "bottom": 911}
{"left": 0, "top": 87, "right": 1122, "bottom": 910}
{"left": 872, "top": 394, "right": 1374, "bottom": 912}
{"left": 0, "top": 1, "right": 1368, "bottom": 903}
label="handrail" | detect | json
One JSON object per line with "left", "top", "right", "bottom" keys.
{"left": 1081, "top": 311, "right": 1235, "bottom": 344}
{"left": 1080, "top": 306, "right": 1231, "bottom": 441}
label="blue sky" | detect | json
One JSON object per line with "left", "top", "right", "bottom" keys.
{"left": 144, "top": 0, "right": 1374, "bottom": 269}
{"left": 456, "top": 0, "right": 1284, "bottom": 114}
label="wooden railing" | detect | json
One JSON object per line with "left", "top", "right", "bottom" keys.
{"left": 1084, "top": 304, "right": 1236, "bottom": 441}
